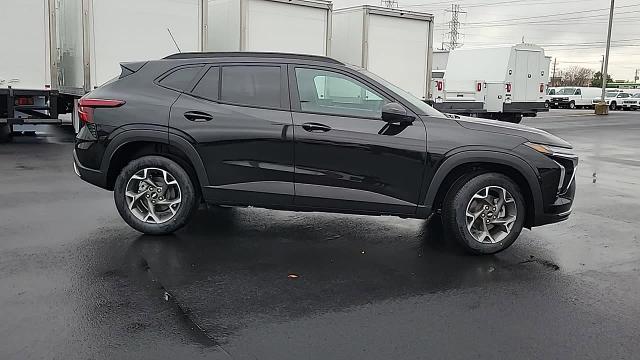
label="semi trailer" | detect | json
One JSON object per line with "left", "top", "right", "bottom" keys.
{"left": 431, "top": 44, "right": 551, "bottom": 123}
{"left": 331, "top": 5, "right": 434, "bottom": 101}
{"left": 1, "top": 0, "right": 63, "bottom": 141}
{"left": 206, "top": 0, "right": 332, "bottom": 55}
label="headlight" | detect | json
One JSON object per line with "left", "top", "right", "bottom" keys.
{"left": 524, "top": 142, "right": 578, "bottom": 195}
{"left": 524, "top": 142, "right": 575, "bottom": 157}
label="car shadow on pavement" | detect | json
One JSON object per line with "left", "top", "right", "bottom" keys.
{"left": 126, "top": 206, "right": 557, "bottom": 343}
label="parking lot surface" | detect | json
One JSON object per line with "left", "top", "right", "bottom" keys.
{"left": 1, "top": 109, "right": 639, "bottom": 359}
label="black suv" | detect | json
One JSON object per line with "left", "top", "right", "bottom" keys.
{"left": 73, "top": 52, "right": 577, "bottom": 254}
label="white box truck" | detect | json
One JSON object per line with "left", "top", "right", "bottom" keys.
{"left": 331, "top": 6, "right": 434, "bottom": 100}
{"left": 206, "top": 0, "right": 332, "bottom": 56}
{"left": 431, "top": 44, "right": 550, "bottom": 123}
{"left": 1, "top": 0, "right": 61, "bottom": 141}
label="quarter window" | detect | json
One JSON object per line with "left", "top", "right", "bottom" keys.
{"left": 159, "top": 66, "right": 202, "bottom": 91}
{"left": 192, "top": 67, "right": 220, "bottom": 100}
{"left": 220, "top": 66, "right": 281, "bottom": 108}
{"left": 295, "top": 68, "right": 387, "bottom": 118}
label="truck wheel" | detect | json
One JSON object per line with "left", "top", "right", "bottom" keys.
{"left": 442, "top": 172, "right": 526, "bottom": 255}
{"left": 114, "top": 156, "right": 198, "bottom": 235}
{"left": 0, "top": 124, "right": 11, "bottom": 143}
{"left": 569, "top": 101, "right": 576, "bottom": 109}
{"left": 499, "top": 113, "right": 522, "bottom": 123}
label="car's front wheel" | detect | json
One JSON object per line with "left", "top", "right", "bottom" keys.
{"left": 442, "top": 172, "right": 526, "bottom": 254}
{"left": 114, "top": 156, "right": 198, "bottom": 235}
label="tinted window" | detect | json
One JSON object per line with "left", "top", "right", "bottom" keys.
{"left": 618, "top": 93, "right": 630, "bottom": 98}
{"left": 192, "top": 67, "right": 219, "bottom": 100}
{"left": 159, "top": 66, "right": 202, "bottom": 91}
{"left": 295, "top": 68, "right": 387, "bottom": 118}
{"left": 575, "top": 89, "right": 581, "bottom": 95}
{"left": 220, "top": 66, "right": 281, "bottom": 108}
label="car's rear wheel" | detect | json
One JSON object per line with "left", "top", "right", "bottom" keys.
{"left": 442, "top": 172, "right": 526, "bottom": 254}
{"left": 114, "top": 156, "right": 198, "bottom": 235}
{"left": 609, "top": 101, "right": 617, "bottom": 110}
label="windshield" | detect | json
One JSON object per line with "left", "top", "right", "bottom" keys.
{"left": 556, "top": 88, "right": 576, "bottom": 95}
{"left": 349, "top": 65, "right": 446, "bottom": 118}
{"left": 606, "top": 92, "right": 618, "bottom": 97}
{"left": 547, "top": 89, "right": 556, "bottom": 95}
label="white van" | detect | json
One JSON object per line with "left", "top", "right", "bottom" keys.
{"left": 548, "top": 87, "right": 601, "bottom": 109}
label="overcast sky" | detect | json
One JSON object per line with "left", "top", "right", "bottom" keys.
{"left": 332, "top": 0, "right": 639, "bottom": 81}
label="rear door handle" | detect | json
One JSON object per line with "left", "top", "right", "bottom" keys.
{"left": 184, "top": 111, "right": 213, "bottom": 122}
{"left": 302, "top": 122, "right": 331, "bottom": 133}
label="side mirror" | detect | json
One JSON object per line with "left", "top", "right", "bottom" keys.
{"left": 381, "top": 102, "right": 414, "bottom": 124}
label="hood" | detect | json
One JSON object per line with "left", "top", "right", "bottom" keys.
{"left": 454, "top": 115, "right": 572, "bottom": 148}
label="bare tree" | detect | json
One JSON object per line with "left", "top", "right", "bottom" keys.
{"left": 559, "top": 66, "right": 595, "bottom": 87}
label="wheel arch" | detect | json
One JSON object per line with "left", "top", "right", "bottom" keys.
{"left": 424, "top": 151, "right": 543, "bottom": 228}
{"left": 101, "top": 129, "right": 208, "bottom": 192}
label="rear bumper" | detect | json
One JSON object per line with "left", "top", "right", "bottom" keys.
{"left": 73, "top": 149, "right": 107, "bottom": 189}
{"left": 503, "top": 102, "right": 549, "bottom": 113}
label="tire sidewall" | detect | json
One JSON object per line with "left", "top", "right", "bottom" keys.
{"left": 114, "top": 156, "right": 197, "bottom": 235}
{"left": 450, "top": 173, "right": 526, "bottom": 254}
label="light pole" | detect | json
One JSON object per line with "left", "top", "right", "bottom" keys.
{"left": 600, "top": 0, "right": 615, "bottom": 103}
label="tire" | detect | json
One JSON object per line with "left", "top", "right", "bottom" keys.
{"left": 442, "top": 172, "right": 526, "bottom": 255}
{"left": 569, "top": 101, "right": 576, "bottom": 109}
{"left": 0, "top": 124, "right": 11, "bottom": 143}
{"left": 609, "top": 102, "right": 616, "bottom": 110}
{"left": 114, "top": 155, "right": 198, "bottom": 235}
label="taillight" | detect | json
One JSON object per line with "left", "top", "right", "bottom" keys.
{"left": 437, "top": 81, "right": 443, "bottom": 91}
{"left": 540, "top": 83, "right": 545, "bottom": 93}
{"left": 15, "top": 97, "right": 34, "bottom": 106}
{"left": 77, "top": 98, "right": 125, "bottom": 124}
{"left": 477, "top": 82, "right": 483, "bottom": 92}
{"left": 506, "top": 83, "right": 512, "bottom": 93}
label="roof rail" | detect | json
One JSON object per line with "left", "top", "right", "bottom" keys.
{"left": 163, "top": 52, "right": 343, "bottom": 64}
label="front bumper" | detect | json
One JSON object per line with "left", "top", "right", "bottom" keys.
{"left": 533, "top": 179, "right": 576, "bottom": 226}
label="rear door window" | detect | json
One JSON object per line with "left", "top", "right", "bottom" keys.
{"left": 220, "top": 66, "right": 282, "bottom": 108}
{"left": 159, "top": 66, "right": 202, "bottom": 91}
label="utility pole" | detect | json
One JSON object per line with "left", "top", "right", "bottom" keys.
{"left": 635, "top": 69, "right": 639, "bottom": 83}
{"left": 444, "top": 4, "right": 466, "bottom": 50}
{"left": 600, "top": 0, "right": 615, "bottom": 102}
{"left": 552, "top": 58, "right": 557, "bottom": 87}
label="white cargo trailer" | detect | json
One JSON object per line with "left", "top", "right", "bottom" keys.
{"left": 1, "top": 0, "right": 61, "bottom": 140}
{"left": 431, "top": 44, "right": 550, "bottom": 123}
{"left": 331, "top": 6, "right": 434, "bottom": 100}
{"left": 206, "top": 0, "right": 332, "bottom": 56}
{"left": 53, "top": 0, "right": 204, "bottom": 131}
{"left": 56, "top": 0, "right": 204, "bottom": 95}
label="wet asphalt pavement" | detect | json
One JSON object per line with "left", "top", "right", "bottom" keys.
{"left": 1, "top": 109, "right": 639, "bottom": 359}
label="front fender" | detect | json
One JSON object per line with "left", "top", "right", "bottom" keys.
{"left": 422, "top": 150, "right": 544, "bottom": 222}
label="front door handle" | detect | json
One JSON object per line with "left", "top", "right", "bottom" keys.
{"left": 184, "top": 111, "right": 213, "bottom": 122}
{"left": 302, "top": 122, "right": 331, "bottom": 133}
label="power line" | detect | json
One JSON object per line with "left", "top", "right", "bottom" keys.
{"left": 463, "top": 4, "right": 640, "bottom": 25}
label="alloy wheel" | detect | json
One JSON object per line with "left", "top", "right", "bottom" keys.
{"left": 125, "top": 167, "right": 182, "bottom": 224}
{"left": 465, "top": 186, "right": 517, "bottom": 244}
